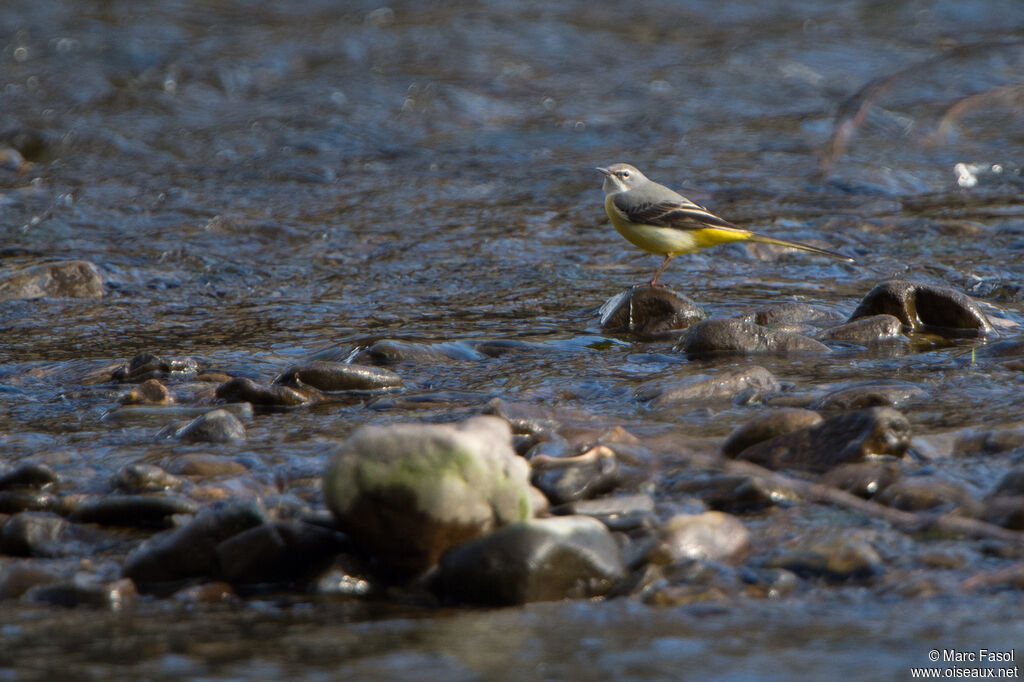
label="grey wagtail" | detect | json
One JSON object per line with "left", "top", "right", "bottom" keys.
{"left": 598, "top": 163, "right": 854, "bottom": 286}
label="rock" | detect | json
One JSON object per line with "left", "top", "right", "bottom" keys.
{"left": 215, "top": 377, "right": 313, "bottom": 407}
{"left": 353, "top": 339, "right": 485, "bottom": 365}
{"left": 954, "top": 428, "right": 1024, "bottom": 456}
{"left": 103, "top": 403, "right": 254, "bottom": 427}
{"left": 529, "top": 445, "right": 622, "bottom": 505}
{"left": 68, "top": 494, "right": 198, "bottom": 528}
{"left": 816, "top": 315, "right": 905, "bottom": 345}
{"left": 874, "top": 476, "right": 982, "bottom": 516}
{"left": 649, "top": 512, "right": 750, "bottom": 565}
{"left": 599, "top": 285, "right": 705, "bottom": 339}
{"left": 123, "top": 500, "right": 267, "bottom": 586}
{"left": 0, "top": 563, "right": 61, "bottom": 600}
{"left": 668, "top": 474, "right": 778, "bottom": 512}
{"left": 984, "top": 496, "right": 1024, "bottom": 530}
{"left": 0, "top": 463, "right": 58, "bottom": 490}
{"left": 26, "top": 576, "right": 136, "bottom": 609}
{"left": 174, "top": 408, "right": 246, "bottom": 443}
{"left": 734, "top": 407, "right": 911, "bottom": 474}
{"left": 274, "top": 361, "right": 403, "bottom": 392}
{"left": 848, "top": 280, "right": 993, "bottom": 335}
{"left": 0, "top": 512, "right": 68, "bottom": 557}
{"left": 809, "top": 381, "right": 925, "bottom": 410}
{"left": 765, "top": 536, "right": 884, "bottom": 580}
{"left": 817, "top": 461, "right": 903, "bottom": 498}
{"left": 638, "top": 366, "right": 780, "bottom": 408}
{"left": 674, "top": 318, "right": 830, "bottom": 355}
{"left": 0, "top": 260, "right": 103, "bottom": 301}
{"left": 721, "top": 409, "right": 823, "bottom": 457}
{"left": 0, "top": 490, "right": 59, "bottom": 514}
{"left": 740, "top": 301, "right": 839, "bottom": 328}
{"left": 119, "top": 378, "right": 174, "bottom": 405}
{"left": 215, "top": 521, "right": 348, "bottom": 587}
{"left": 112, "top": 464, "right": 184, "bottom": 493}
{"left": 485, "top": 398, "right": 563, "bottom": 440}
{"left": 164, "top": 454, "right": 249, "bottom": 478}
{"left": 990, "top": 466, "right": 1024, "bottom": 496}
{"left": 111, "top": 352, "right": 199, "bottom": 383}
{"left": 551, "top": 494, "right": 657, "bottom": 533}
{"left": 323, "top": 416, "right": 534, "bottom": 577}
{"left": 437, "top": 515, "right": 625, "bottom": 605}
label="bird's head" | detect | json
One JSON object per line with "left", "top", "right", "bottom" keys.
{"left": 596, "top": 163, "right": 648, "bottom": 195}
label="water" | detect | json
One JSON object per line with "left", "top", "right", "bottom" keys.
{"left": 2, "top": 0, "right": 1024, "bottom": 678}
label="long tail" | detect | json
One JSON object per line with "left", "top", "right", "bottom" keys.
{"left": 746, "top": 233, "right": 854, "bottom": 262}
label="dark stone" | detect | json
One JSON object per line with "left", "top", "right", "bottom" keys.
{"left": 0, "top": 489, "right": 59, "bottom": 514}
{"left": 174, "top": 408, "right": 246, "bottom": 443}
{"left": 734, "top": 407, "right": 911, "bottom": 474}
{"left": 551, "top": 494, "right": 657, "bottom": 533}
{"left": 123, "top": 500, "right": 268, "bottom": 586}
{"left": 0, "top": 463, "right": 58, "bottom": 490}
{"left": 990, "top": 466, "right": 1024, "bottom": 496}
{"left": 809, "top": 381, "right": 925, "bottom": 410}
{"left": 599, "top": 285, "right": 705, "bottom": 339}
{"left": 112, "top": 464, "right": 184, "bottom": 493}
{"left": 740, "top": 301, "right": 838, "bottom": 328}
{"left": 437, "top": 516, "right": 625, "bottom": 605}
{"left": 638, "top": 366, "right": 780, "bottom": 408}
{"left": 955, "top": 429, "right": 1024, "bottom": 457}
{"left": 215, "top": 377, "right": 312, "bottom": 407}
{"left": 817, "top": 461, "right": 903, "bottom": 498}
{"left": 721, "top": 409, "right": 822, "bottom": 457}
{"left": 112, "top": 353, "right": 198, "bottom": 383}
{"left": 26, "top": 577, "right": 136, "bottom": 609}
{"left": 69, "top": 494, "right": 198, "bottom": 528}
{"left": 874, "top": 476, "right": 982, "bottom": 516}
{"left": 353, "top": 339, "right": 485, "bottom": 365}
{"left": 0, "top": 260, "right": 103, "bottom": 301}
{"left": 485, "top": 398, "right": 562, "bottom": 440}
{"left": 848, "top": 280, "right": 993, "bottom": 336}
{"left": 764, "top": 536, "right": 884, "bottom": 581}
{"left": 0, "top": 512, "right": 68, "bottom": 557}
{"left": 674, "top": 318, "right": 829, "bottom": 355}
{"left": 984, "top": 496, "right": 1024, "bottom": 530}
{"left": 530, "top": 447, "right": 622, "bottom": 505}
{"left": 215, "top": 521, "right": 348, "bottom": 586}
{"left": 668, "top": 474, "right": 777, "bottom": 512}
{"left": 817, "top": 314, "right": 905, "bottom": 345}
{"left": 274, "top": 361, "right": 403, "bottom": 392}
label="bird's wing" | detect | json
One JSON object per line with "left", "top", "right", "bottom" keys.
{"left": 613, "top": 195, "right": 743, "bottom": 232}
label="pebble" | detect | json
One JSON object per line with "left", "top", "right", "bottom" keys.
{"left": 874, "top": 476, "right": 982, "bottom": 516}
{"left": 599, "top": 285, "right": 705, "bottom": 339}
{"left": 112, "top": 463, "right": 184, "bottom": 493}
{"left": 119, "top": 378, "right": 174, "bottom": 405}
{"left": 735, "top": 406, "right": 911, "bottom": 473}
{"left": 437, "top": 515, "right": 625, "bottom": 605}
{"left": 817, "top": 461, "right": 903, "bottom": 498}
{"left": 173, "top": 408, "right": 246, "bottom": 443}
{"left": 112, "top": 352, "right": 198, "bottom": 383}
{"left": 0, "top": 463, "right": 58, "bottom": 490}
{"left": 674, "top": 318, "right": 830, "bottom": 355}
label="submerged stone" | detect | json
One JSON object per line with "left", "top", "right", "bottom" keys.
{"left": 69, "top": 494, "right": 198, "bottom": 528}
{"left": 0, "top": 260, "right": 103, "bottom": 300}
{"left": 675, "top": 318, "right": 829, "bottom": 355}
{"left": 0, "top": 512, "right": 68, "bottom": 557}
{"left": 274, "top": 361, "right": 403, "bottom": 392}
{"left": 215, "top": 377, "right": 312, "bottom": 407}
{"left": 816, "top": 314, "right": 905, "bottom": 345}
{"left": 599, "top": 285, "right": 705, "bottom": 339}
{"left": 639, "top": 366, "right": 780, "bottom": 408}
{"left": 809, "top": 381, "right": 926, "bottom": 410}
{"left": 848, "top": 280, "right": 993, "bottom": 336}
{"left": 437, "top": 515, "right": 625, "bottom": 605}
{"left": 215, "top": 521, "right": 348, "bottom": 587}
{"left": 721, "top": 409, "right": 823, "bottom": 457}
{"left": 323, "top": 416, "right": 533, "bottom": 578}
{"left": 874, "top": 476, "right": 982, "bottom": 516}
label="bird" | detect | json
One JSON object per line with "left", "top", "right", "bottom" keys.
{"left": 597, "top": 163, "right": 853, "bottom": 286}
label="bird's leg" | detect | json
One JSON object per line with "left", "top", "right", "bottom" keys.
{"left": 648, "top": 255, "right": 674, "bottom": 287}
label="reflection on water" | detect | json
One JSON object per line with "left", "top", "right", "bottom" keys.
{"left": 1, "top": 0, "right": 1024, "bottom": 678}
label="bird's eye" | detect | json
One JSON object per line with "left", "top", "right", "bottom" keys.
{"left": 620, "top": 170, "right": 630, "bottom": 178}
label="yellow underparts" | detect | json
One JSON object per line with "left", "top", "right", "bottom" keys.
{"left": 605, "top": 196, "right": 751, "bottom": 256}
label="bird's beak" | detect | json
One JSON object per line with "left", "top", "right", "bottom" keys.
{"left": 596, "top": 167, "right": 610, "bottom": 176}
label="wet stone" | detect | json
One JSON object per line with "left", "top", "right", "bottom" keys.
{"left": 816, "top": 314, "right": 905, "bottom": 345}
{"left": 530, "top": 445, "right": 622, "bottom": 505}
{"left": 721, "top": 408, "right": 823, "bottom": 458}
{"left": 0, "top": 463, "right": 58, "bottom": 490}
{"left": 26, "top": 576, "right": 136, "bottom": 610}
{"left": 0, "top": 260, "right": 104, "bottom": 301}
{"left": 740, "top": 301, "right": 838, "bottom": 329}
{"left": 112, "top": 352, "right": 199, "bottom": 383}
{"left": 668, "top": 474, "right": 778, "bottom": 512}
{"left": 437, "top": 515, "right": 625, "bottom": 606}
{"left": 954, "top": 428, "right": 1024, "bottom": 457}
{"left": 0, "top": 512, "right": 68, "bottom": 557}
{"left": 274, "top": 361, "right": 403, "bottom": 392}
{"left": 674, "top": 318, "right": 830, "bottom": 355}
{"left": 174, "top": 408, "right": 246, "bottom": 443}
{"left": 765, "top": 536, "right": 884, "bottom": 581}
{"left": 353, "top": 339, "right": 485, "bottom": 365}
{"left": 324, "top": 416, "right": 534, "bottom": 578}
{"left": 119, "top": 378, "right": 174, "bottom": 405}
{"left": 113, "top": 463, "right": 184, "bottom": 493}
{"left": 648, "top": 512, "right": 750, "bottom": 565}
{"left": 990, "top": 466, "right": 1024, "bottom": 497}
{"left": 809, "top": 381, "right": 926, "bottom": 411}
{"left": 123, "top": 499, "right": 268, "bottom": 587}
{"left": 983, "top": 496, "right": 1024, "bottom": 530}
{"left": 215, "top": 377, "right": 313, "bottom": 407}
{"left": 873, "top": 476, "right": 982, "bottom": 516}
{"left": 0, "top": 563, "right": 62, "bottom": 600}
{"left": 164, "top": 454, "right": 249, "bottom": 478}
{"left": 0, "top": 489, "right": 59, "bottom": 514}
{"left": 215, "top": 520, "right": 349, "bottom": 587}
{"left": 848, "top": 279, "right": 993, "bottom": 336}
{"left": 69, "top": 494, "right": 199, "bottom": 528}
{"left": 817, "top": 461, "right": 903, "bottom": 498}
{"left": 639, "top": 366, "right": 780, "bottom": 409}
{"left": 599, "top": 285, "right": 705, "bottom": 339}
{"left": 551, "top": 494, "right": 657, "bottom": 533}
{"left": 735, "top": 407, "right": 911, "bottom": 474}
